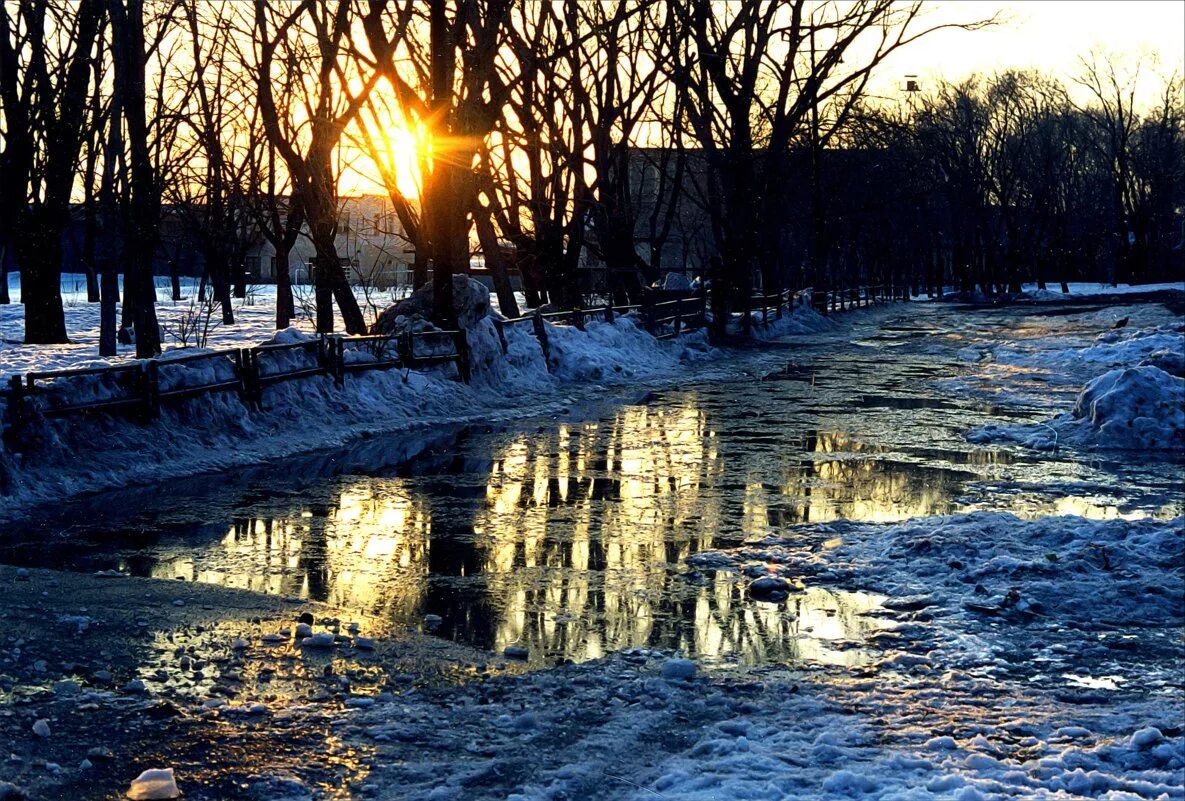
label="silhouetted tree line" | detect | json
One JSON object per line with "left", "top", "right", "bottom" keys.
{"left": 1, "top": 1, "right": 1179, "bottom": 359}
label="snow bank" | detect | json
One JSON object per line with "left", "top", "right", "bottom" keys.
{"left": 0, "top": 299, "right": 827, "bottom": 515}
{"left": 967, "top": 325, "right": 1185, "bottom": 452}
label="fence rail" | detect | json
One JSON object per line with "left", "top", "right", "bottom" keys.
{"left": 2, "top": 284, "right": 893, "bottom": 436}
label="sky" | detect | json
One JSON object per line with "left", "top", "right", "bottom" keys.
{"left": 881, "top": 0, "right": 1185, "bottom": 105}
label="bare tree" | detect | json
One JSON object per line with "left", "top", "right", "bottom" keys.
{"left": 0, "top": 0, "right": 103, "bottom": 343}
{"left": 255, "top": 0, "right": 375, "bottom": 334}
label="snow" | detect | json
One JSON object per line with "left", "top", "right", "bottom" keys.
{"left": 126, "top": 768, "right": 180, "bottom": 801}
{"left": 686, "top": 512, "right": 1183, "bottom": 628}
{"left": 966, "top": 324, "right": 1185, "bottom": 451}
{"left": 1018, "top": 281, "right": 1185, "bottom": 301}
{"left": 0, "top": 280, "right": 833, "bottom": 516}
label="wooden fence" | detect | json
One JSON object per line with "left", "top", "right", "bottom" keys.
{"left": 1, "top": 285, "right": 893, "bottom": 433}
{"left": 4, "top": 328, "right": 469, "bottom": 428}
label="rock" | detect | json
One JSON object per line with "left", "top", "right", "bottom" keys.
{"left": 354, "top": 637, "right": 376, "bottom": 651}
{"left": 52, "top": 680, "right": 81, "bottom": 696}
{"left": 662, "top": 272, "right": 693, "bottom": 291}
{"left": 123, "top": 679, "right": 146, "bottom": 693}
{"left": 660, "top": 658, "right": 697, "bottom": 681}
{"left": 295, "top": 623, "right": 313, "bottom": 638}
{"left": 748, "top": 576, "right": 791, "bottom": 600}
{"left": 261, "top": 633, "right": 285, "bottom": 644}
{"left": 503, "top": 645, "right": 529, "bottom": 660}
{"left": 231, "top": 638, "right": 249, "bottom": 650}
{"left": 300, "top": 633, "right": 335, "bottom": 648}
{"left": 86, "top": 747, "right": 114, "bottom": 760}
{"left": 79, "top": 760, "right": 93, "bottom": 771}
{"left": 298, "top": 612, "right": 315, "bottom": 626}
{"left": 31, "top": 719, "right": 50, "bottom": 738}
{"left": 93, "top": 670, "right": 114, "bottom": 684}
{"left": 423, "top": 614, "right": 443, "bottom": 630}
{"left": 171, "top": 599, "right": 185, "bottom": 608}
{"left": 372, "top": 274, "right": 491, "bottom": 334}
{"left": 127, "top": 768, "right": 180, "bottom": 800}
{"left": 347, "top": 622, "right": 361, "bottom": 634}
{"left": 14, "top": 568, "right": 29, "bottom": 581}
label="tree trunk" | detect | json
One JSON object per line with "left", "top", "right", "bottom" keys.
{"left": 99, "top": 268, "right": 118, "bottom": 356}
{"left": 275, "top": 243, "right": 294, "bottom": 330}
{"left": 18, "top": 216, "right": 69, "bottom": 343}
{"left": 0, "top": 244, "right": 9, "bottom": 305}
{"left": 474, "top": 204, "right": 518, "bottom": 318}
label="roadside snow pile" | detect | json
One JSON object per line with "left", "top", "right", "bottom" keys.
{"left": 545, "top": 316, "right": 714, "bottom": 382}
{"left": 688, "top": 512, "right": 1184, "bottom": 628}
{"left": 750, "top": 296, "right": 837, "bottom": 341}
{"left": 967, "top": 326, "right": 1185, "bottom": 451}
{"left": 1020, "top": 281, "right": 1185, "bottom": 302}
{"left": 960, "top": 325, "right": 1184, "bottom": 374}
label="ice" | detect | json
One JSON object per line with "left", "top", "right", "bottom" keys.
{"left": 300, "top": 633, "right": 335, "bottom": 648}
{"left": 126, "top": 768, "right": 180, "bottom": 800}
{"left": 659, "top": 658, "right": 697, "bottom": 681}
{"left": 31, "top": 720, "right": 49, "bottom": 738}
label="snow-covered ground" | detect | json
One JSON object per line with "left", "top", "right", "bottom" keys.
{"left": 0, "top": 273, "right": 412, "bottom": 379}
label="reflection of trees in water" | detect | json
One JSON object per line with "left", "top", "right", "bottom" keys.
{"left": 149, "top": 479, "right": 432, "bottom": 620}
{"left": 766, "top": 431, "right": 966, "bottom": 526}
{"left": 457, "top": 405, "right": 889, "bottom": 664}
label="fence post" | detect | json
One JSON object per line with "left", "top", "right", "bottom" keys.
{"left": 573, "top": 307, "right": 585, "bottom": 331}
{"left": 492, "top": 318, "right": 509, "bottom": 354}
{"left": 532, "top": 309, "right": 552, "bottom": 368}
{"left": 604, "top": 302, "right": 615, "bottom": 323}
{"left": 454, "top": 329, "right": 472, "bottom": 383}
{"left": 143, "top": 360, "right": 160, "bottom": 420}
{"left": 673, "top": 301, "right": 683, "bottom": 336}
{"left": 3, "top": 375, "right": 25, "bottom": 448}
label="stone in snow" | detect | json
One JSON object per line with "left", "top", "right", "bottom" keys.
{"left": 79, "top": 760, "right": 92, "bottom": 771}
{"left": 748, "top": 576, "right": 791, "bottom": 600}
{"left": 295, "top": 623, "right": 313, "bottom": 638}
{"left": 504, "top": 645, "right": 529, "bottom": 660}
{"left": 15, "top": 568, "right": 30, "bottom": 580}
{"left": 300, "top": 633, "right": 335, "bottom": 648}
{"left": 355, "top": 637, "right": 376, "bottom": 650}
{"left": 261, "top": 633, "right": 285, "bottom": 644}
{"left": 171, "top": 600, "right": 184, "bottom": 607}
{"left": 231, "top": 638, "right": 249, "bottom": 650}
{"left": 126, "top": 768, "right": 180, "bottom": 800}
{"left": 32, "top": 719, "right": 50, "bottom": 738}
{"left": 124, "top": 679, "right": 147, "bottom": 693}
{"left": 661, "top": 658, "right": 697, "bottom": 681}
{"left": 423, "top": 614, "right": 443, "bottom": 629}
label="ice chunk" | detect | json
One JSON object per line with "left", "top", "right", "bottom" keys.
{"left": 126, "top": 768, "right": 180, "bottom": 800}
{"left": 660, "top": 658, "right": 697, "bottom": 681}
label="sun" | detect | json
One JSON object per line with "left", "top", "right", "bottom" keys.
{"left": 382, "top": 121, "right": 425, "bottom": 200}
{"left": 343, "top": 114, "right": 424, "bottom": 201}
